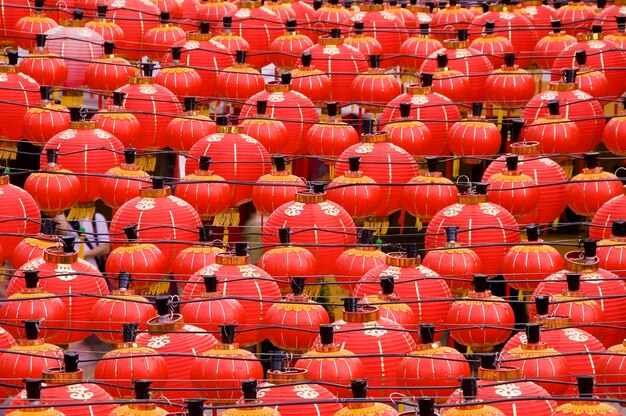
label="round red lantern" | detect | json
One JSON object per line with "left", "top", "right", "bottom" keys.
{"left": 429, "top": 0, "right": 473, "bottom": 41}
{"left": 431, "top": 53, "right": 470, "bottom": 107}
{"left": 85, "top": 5, "right": 125, "bottom": 42}
{"left": 523, "top": 99, "right": 580, "bottom": 155}
{"left": 136, "top": 297, "right": 218, "bottom": 405}
{"left": 555, "top": 1, "right": 596, "bottom": 35}
{"left": 14, "top": 0, "right": 57, "bottom": 51}
{"left": 534, "top": 19, "right": 577, "bottom": 70}
{"left": 603, "top": 97, "right": 626, "bottom": 156}
{"left": 344, "top": 22, "right": 384, "bottom": 59}
{"left": 94, "top": 323, "right": 168, "bottom": 399}
{"left": 180, "top": 274, "right": 246, "bottom": 333}
{"left": 295, "top": 325, "right": 367, "bottom": 398}
{"left": 252, "top": 156, "right": 306, "bottom": 217}
{"left": 175, "top": 156, "right": 231, "bottom": 222}
{"left": 22, "top": 86, "right": 71, "bottom": 147}
{"left": 107, "top": 0, "right": 160, "bottom": 61}
{"left": 212, "top": 16, "right": 250, "bottom": 53}
{"left": 573, "top": 49, "right": 609, "bottom": 98}
{"left": 335, "top": 380, "right": 398, "bottom": 416}
{"left": 258, "top": 228, "right": 317, "bottom": 293}
{"left": 446, "top": 274, "right": 515, "bottom": 352}
{"left": 43, "top": 107, "right": 124, "bottom": 220}
{"left": 290, "top": 51, "right": 331, "bottom": 105}
{"left": 0, "top": 172, "right": 41, "bottom": 261}
{"left": 352, "top": 55, "right": 401, "bottom": 114}
{"left": 386, "top": 0, "right": 416, "bottom": 29}
{"left": 520, "top": 0, "right": 556, "bottom": 39}
{"left": 171, "top": 226, "right": 225, "bottom": 283}
{"left": 270, "top": 18, "right": 314, "bottom": 70}
{"left": 92, "top": 92, "right": 141, "bottom": 149}
{"left": 426, "top": 183, "right": 520, "bottom": 275}
{"left": 447, "top": 102, "right": 502, "bottom": 162}
{"left": 501, "top": 323, "right": 571, "bottom": 396}
{"left": 441, "top": 382, "right": 506, "bottom": 416}
{"left": 190, "top": 324, "right": 264, "bottom": 404}
{"left": 264, "top": 277, "right": 330, "bottom": 351}
{"left": 399, "top": 23, "right": 443, "bottom": 74}
{"left": 197, "top": 0, "right": 236, "bottom": 25}
{"left": 381, "top": 74, "right": 462, "bottom": 156}
{"left": 240, "top": 100, "right": 289, "bottom": 154}
{"left": 142, "top": 12, "right": 186, "bottom": 62}
{"left": 262, "top": 183, "right": 357, "bottom": 276}
{"left": 215, "top": 50, "right": 265, "bottom": 106}
{"left": 485, "top": 52, "right": 536, "bottom": 108}
{"left": 502, "top": 225, "right": 564, "bottom": 293}
{"left": 597, "top": 337, "right": 626, "bottom": 400}
{"left": 85, "top": 41, "right": 134, "bottom": 93}
{"left": 363, "top": 276, "right": 418, "bottom": 334}
{"left": 0, "top": 321, "right": 63, "bottom": 397}
{"left": 304, "top": 28, "right": 368, "bottom": 104}
{"left": 304, "top": 102, "right": 359, "bottom": 160}
{"left": 485, "top": 154, "right": 540, "bottom": 219}
{"left": 333, "top": 229, "right": 386, "bottom": 293}
{"left": 396, "top": 324, "right": 470, "bottom": 403}
{"left": 109, "top": 177, "right": 202, "bottom": 273}
{"left": 25, "top": 149, "right": 80, "bottom": 216}
{"left": 354, "top": 247, "right": 453, "bottom": 330}
{"left": 552, "top": 376, "right": 621, "bottom": 416}
{"left": 5, "top": 382, "right": 60, "bottom": 416}
{"left": 0, "top": 270, "right": 65, "bottom": 342}
{"left": 422, "top": 226, "right": 482, "bottom": 296}
{"left": 590, "top": 186, "right": 626, "bottom": 240}
{"left": 598, "top": 219, "right": 626, "bottom": 278}
{"left": 11, "top": 219, "right": 58, "bottom": 270}
{"left": 566, "top": 152, "right": 623, "bottom": 218}
{"left": 223, "top": 381, "right": 282, "bottom": 416}
{"left": 98, "top": 148, "right": 150, "bottom": 213}
{"left": 165, "top": 97, "right": 216, "bottom": 154}
{"left": 182, "top": 243, "right": 282, "bottom": 346}
{"left": 311, "top": 0, "right": 353, "bottom": 42}
{"left": 469, "top": 21, "right": 515, "bottom": 69}
{"left": 605, "top": 15, "right": 626, "bottom": 48}
{"left": 19, "top": 34, "right": 68, "bottom": 88}
{"left": 154, "top": 46, "right": 202, "bottom": 100}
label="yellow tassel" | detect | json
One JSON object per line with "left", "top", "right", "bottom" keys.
{"left": 0, "top": 141, "right": 17, "bottom": 160}
{"left": 304, "top": 278, "right": 322, "bottom": 299}
{"left": 213, "top": 208, "right": 241, "bottom": 227}
{"left": 61, "top": 90, "right": 84, "bottom": 107}
{"left": 453, "top": 158, "right": 460, "bottom": 178}
{"left": 561, "top": 160, "right": 574, "bottom": 178}
{"left": 329, "top": 163, "right": 335, "bottom": 180}
{"left": 136, "top": 154, "right": 157, "bottom": 173}
{"left": 364, "top": 217, "right": 389, "bottom": 235}
{"left": 466, "top": 346, "right": 473, "bottom": 354}
{"left": 67, "top": 202, "right": 95, "bottom": 222}
{"left": 137, "top": 279, "right": 171, "bottom": 296}
{"left": 497, "top": 108, "right": 505, "bottom": 129}
{"left": 517, "top": 290, "right": 525, "bottom": 302}
{"left": 415, "top": 215, "right": 422, "bottom": 231}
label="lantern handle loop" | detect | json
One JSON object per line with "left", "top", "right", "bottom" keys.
{"left": 79, "top": 106, "right": 88, "bottom": 121}
{"left": 614, "top": 166, "right": 626, "bottom": 177}
{"left": 56, "top": 0, "right": 68, "bottom": 12}
{"left": 388, "top": 392, "right": 410, "bottom": 407}
{"left": 169, "top": 295, "right": 179, "bottom": 314}
{"left": 456, "top": 175, "right": 471, "bottom": 192}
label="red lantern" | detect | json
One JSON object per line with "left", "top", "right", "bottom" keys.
{"left": 0, "top": 172, "right": 41, "bottom": 260}
{"left": 19, "top": 34, "right": 68, "bottom": 88}
{"left": 446, "top": 274, "right": 516, "bottom": 352}
{"left": 335, "top": 380, "right": 398, "bottom": 416}
{"left": 555, "top": 1, "right": 596, "bottom": 35}
{"left": 363, "top": 276, "right": 418, "bottom": 334}
{"left": 552, "top": 26, "right": 626, "bottom": 99}
{"left": 44, "top": 10, "right": 104, "bottom": 87}
{"left": 0, "top": 270, "right": 65, "bottom": 342}
{"left": 265, "top": 0, "right": 296, "bottom": 23}
{"left": 344, "top": 22, "right": 384, "bottom": 59}
{"left": 429, "top": 0, "right": 473, "bottom": 41}
{"left": 175, "top": 156, "right": 231, "bottom": 221}
{"left": 288, "top": 0, "right": 315, "bottom": 37}
{"left": 8, "top": 237, "right": 109, "bottom": 344}
{"left": 572, "top": 50, "right": 609, "bottom": 98}
{"left": 197, "top": 0, "right": 236, "bottom": 25}
{"left": 295, "top": 325, "right": 367, "bottom": 398}
{"left": 258, "top": 228, "right": 316, "bottom": 293}
{"left": 187, "top": 117, "right": 271, "bottom": 216}
{"left": 327, "top": 156, "right": 381, "bottom": 222}
{"left": 502, "top": 225, "right": 564, "bottom": 293}
{"left": 165, "top": 97, "right": 216, "bottom": 154}
{"left": 252, "top": 156, "right": 306, "bottom": 217}
{"left": 11, "top": 219, "right": 58, "bottom": 270}
{"left": 215, "top": 50, "right": 265, "bottom": 106}
{"left": 396, "top": 324, "right": 470, "bottom": 403}
{"left": 94, "top": 323, "right": 169, "bottom": 399}
{"left": 92, "top": 92, "right": 141, "bottom": 149}
{"left": 441, "top": 390, "right": 505, "bottom": 416}
{"left": 240, "top": 100, "right": 289, "bottom": 154}
{"left": 290, "top": 51, "right": 331, "bottom": 105}
{"left": 605, "top": 15, "right": 626, "bottom": 48}
{"left": 110, "top": 63, "right": 182, "bottom": 154}
{"left": 485, "top": 154, "right": 540, "bottom": 219}
{"left": 304, "top": 29, "right": 368, "bottom": 104}
{"left": 155, "top": 46, "right": 203, "bottom": 100}
{"left": 43, "top": 107, "right": 124, "bottom": 220}
{"left": 228, "top": 0, "right": 283, "bottom": 68}
{"left": 430, "top": 53, "right": 470, "bottom": 107}
{"left": 354, "top": 248, "right": 452, "bottom": 330}
{"left": 520, "top": 0, "right": 556, "bottom": 39}
{"left": 552, "top": 376, "right": 621, "bottom": 416}
{"left": 107, "top": 0, "right": 160, "bottom": 61}
{"left": 598, "top": 219, "right": 626, "bottom": 279}
{"left": 566, "top": 152, "right": 622, "bottom": 218}
{"left": 352, "top": 54, "right": 401, "bottom": 114}
{"left": 110, "top": 177, "right": 202, "bottom": 274}
{"left": 104, "top": 226, "right": 168, "bottom": 293}
{"left": 335, "top": 125, "right": 418, "bottom": 232}
{"left": 469, "top": 21, "right": 515, "bottom": 69}
{"left": 403, "top": 157, "right": 459, "bottom": 228}
{"left": 153, "top": 0, "right": 184, "bottom": 20}
{"left": 264, "top": 277, "right": 330, "bottom": 351}
{"left": 422, "top": 226, "right": 482, "bottom": 296}
{"left": 447, "top": 102, "right": 501, "bottom": 162}
{"left": 270, "top": 18, "right": 314, "bottom": 70}
{"left": 381, "top": 74, "right": 462, "bottom": 156}
{"left": 534, "top": 19, "right": 577, "bottom": 70}
{"left": 190, "top": 324, "right": 264, "bottom": 404}
{"left": 333, "top": 229, "right": 386, "bottom": 293}
{"left": 240, "top": 72, "right": 319, "bottom": 156}
{"left": 262, "top": 184, "right": 357, "bottom": 276}
{"left": 485, "top": 53, "right": 536, "bottom": 108}
{"left": 212, "top": 16, "right": 250, "bottom": 52}
{"left": 171, "top": 226, "right": 225, "bottom": 283}
{"left": 0, "top": 321, "right": 63, "bottom": 397}
{"left": 180, "top": 274, "right": 246, "bottom": 333}
{"left": 597, "top": 338, "right": 626, "bottom": 401}
{"left": 304, "top": 102, "right": 358, "bottom": 160}
{"left": 14, "top": 0, "right": 57, "bottom": 51}
{"left": 603, "top": 98, "right": 626, "bottom": 156}
{"left": 12, "top": 353, "right": 116, "bottom": 416}
{"left": 386, "top": 0, "right": 416, "bottom": 29}
{"left": 523, "top": 99, "right": 580, "bottom": 155}
{"left": 482, "top": 135, "right": 568, "bottom": 226}
{"left": 98, "top": 148, "right": 151, "bottom": 212}
{"left": 501, "top": 323, "right": 571, "bottom": 396}
{"left": 0, "top": 0, "right": 31, "bottom": 44}
{"left": 399, "top": 23, "right": 443, "bottom": 74}
{"left": 426, "top": 183, "right": 521, "bottom": 275}
{"left": 590, "top": 187, "right": 626, "bottom": 240}
{"left": 85, "top": 5, "right": 125, "bottom": 42}
{"left": 182, "top": 244, "right": 282, "bottom": 346}
{"left": 22, "top": 86, "right": 71, "bottom": 147}
{"left": 311, "top": 0, "right": 353, "bottom": 42}
{"left": 136, "top": 297, "right": 218, "bottom": 405}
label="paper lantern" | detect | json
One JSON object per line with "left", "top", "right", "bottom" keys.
{"left": 363, "top": 276, "right": 418, "bottom": 334}
{"left": 212, "top": 16, "right": 250, "bottom": 52}
{"left": 11, "top": 220, "right": 57, "bottom": 271}
{"left": 92, "top": 92, "right": 141, "bottom": 149}
{"left": 597, "top": 338, "right": 626, "bottom": 401}
{"left": 598, "top": 219, "right": 626, "bottom": 279}
{"left": 485, "top": 154, "right": 540, "bottom": 219}
{"left": 0, "top": 171, "right": 40, "bottom": 260}
{"left": 344, "top": 21, "right": 384, "bottom": 59}
{"left": 85, "top": 5, "right": 125, "bottom": 42}
{"left": 19, "top": 34, "right": 68, "bottom": 88}
{"left": 98, "top": 148, "right": 150, "bottom": 212}
{"left": 311, "top": 0, "right": 353, "bottom": 42}
{"left": 252, "top": 156, "right": 306, "bottom": 217}
{"left": 333, "top": 229, "right": 386, "bottom": 293}
{"left": 469, "top": 21, "right": 515, "bottom": 69}
{"left": 171, "top": 225, "right": 225, "bottom": 283}
{"left": 111, "top": 380, "right": 168, "bottom": 416}
{"left": 399, "top": 23, "right": 443, "bottom": 74}
{"left": 165, "top": 97, "right": 216, "bottom": 154}
{"left": 554, "top": 1, "right": 595, "bottom": 35}
{"left": 290, "top": 51, "right": 331, "bottom": 105}
{"left": 352, "top": 55, "right": 401, "bottom": 114}
{"left": 534, "top": 19, "right": 576, "bottom": 70}
{"left": 215, "top": 50, "right": 265, "bottom": 106}
{"left": 447, "top": 102, "right": 501, "bottom": 162}
{"left": 107, "top": 0, "right": 160, "bottom": 61}
{"left": 22, "top": 86, "right": 71, "bottom": 146}
{"left": 14, "top": 0, "right": 57, "bottom": 51}
{"left": 551, "top": 376, "right": 621, "bottom": 416}
{"left": 523, "top": 99, "right": 580, "bottom": 155}
{"left": 429, "top": 0, "right": 473, "bottom": 41}
{"left": 334, "top": 380, "right": 398, "bottom": 416}
{"left": 304, "top": 102, "right": 358, "bottom": 160}
{"left": 430, "top": 53, "right": 470, "bottom": 107}
{"left": 270, "top": 18, "right": 314, "bottom": 70}
{"left": 485, "top": 52, "right": 536, "bottom": 108}
{"left": 240, "top": 100, "right": 289, "bottom": 154}
{"left": 154, "top": 46, "right": 203, "bottom": 100}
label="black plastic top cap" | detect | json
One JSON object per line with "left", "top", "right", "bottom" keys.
{"left": 436, "top": 53, "right": 448, "bottom": 69}
{"left": 577, "top": 375, "right": 595, "bottom": 398}
{"left": 511, "top": 118, "right": 524, "bottom": 142}
{"left": 41, "top": 218, "right": 56, "bottom": 235}
{"left": 187, "top": 399, "right": 205, "bottom": 416}
{"left": 426, "top": 156, "right": 439, "bottom": 172}
{"left": 270, "top": 351, "right": 286, "bottom": 371}
{"left": 399, "top": 102, "right": 411, "bottom": 118}
{"left": 235, "top": 242, "right": 248, "bottom": 257}
{"left": 419, "top": 22, "right": 429, "bottom": 34}
{"left": 278, "top": 227, "right": 291, "bottom": 244}
{"left": 103, "top": 40, "right": 114, "bottom": 55}
{"left": 286, "top": 17, "right": 297, "bottom": 30}
{"left": 223, "top": 15, "right": 232, "bottom": 28}
{"left": 73, "top": 8, "right": 83, "bottom": 20}
{"left": 151, "top": 176, "right": 164, "bottom": 189}
{"left": 273, "top": 155, "right": 286, "bottom": 171}
{"left": 34, "top": 0, "right": 45, "bottom": 10}
{"left": 123, "top": 224, "right": 138, "bottom": 241}
{"left": 547, "top": 99, "right": 560, "bottom": 116}
{"left": 36, "top": 33, "right": 46, "bottom": 48}
{"left": 617, "top": 15, "right": 626, "bottom": 29}
{"left": 23, "top": 320, "right": 40, "bottom": 340}
{"left": 301, "top": 51, "right": 312, "bottom": 67}
{"left": 24, "top": 270, "right": 39, "bottom": 289}
{"left": 25, "top": 379, "right": 42, "bottom": 401}
{"left": 154, "top": 295, "right": 170, "bottom": 316}
{"left": 575, "top": 49, "right": 587, "bottom": 66}
{"left": 471, "top": 102, "right": 483, "bottom": 117}
{"left": 326, "top": 101, "right": 338, "bottom": 117}
{"left": 535, "top": 294, "right": 550, "bottom": 315}
{"left": 122, "top": 322, "right": 139, "bottom": 343}
{"left": 133, "top": 380, "right": 151, "bottom": 401}
{"left": 313, "top": 0, "right": 322, "bottom": 9}
{"left": 551, "top": 19, "right": 561, "bottom": 32}
{"left": 362, "top": 118, "right": 375, "bottom": 135}
{"left": 216, "top": 115, "right": 228, "bottom": 126}
{"left": 281, "top": 71, "right": 292, "bottom": 85}
{"left": 203, "top": 274, "right": 218, "bottom": 293}
{"left": 142, "top": 62, "right": 154, "bottom": 77}
{"left": 220, "top": 323, "right": 236, "bottom": 344}
{"left": 343, "top": 297, "right": 358, "bottom": 313}
{"left": 7, "top": 49, "right": 18, "bottom": 66}
{"left": 291, "top": 276, "right": 305, "bottom": 295}
{"left": 236, "top": 50, "right": 246, "bottom": 64}
{"left": 526, "top": 322, "right": 541, "bottom": 344}
{"left": 312, "top": 181, "right": 325, "bottom": 194}
{"left": 242, "top": 379, "right": 258, "bottom": 402}
{"left": 369, "top": 54, "right": 380, "bottom": 69}
{"left": 351, "top": 379, "right": 367, "bottom": 399}
{"left": 421, "top": 72, "right": 433, "bottom": 87}
{"left": 526, "top": 224, "right": 539, "bottom": 241}
{"left": 40, "top": 85, "right": 52, "bottom": 101}
{"left": 592, "top": 24, "right": 602, "bottom": 34}
{"left": 97, "top": 4, "right": 107, "bottom": 17}
{"left": 484, "top": 20, "right": 495, "bottom": 33}
{"left": 460, "top": 377, "right": 477, "bottom": 401}
{"left": 198, "top": 155, "right": 211, "bottom": 171}
{"left": 171, "top": 46, "right": 182, "bottom": 61}
{"left": 319, "top": 324, "right": 334, "bottom": 345}
{"left": 354, "top": 21, "right": 364, "bottom": 34}
{"left": 112, "top": 91, "right": 125, "bottom": 108}
{"left": 445, "top": 226, "right": 458, "bottom": 243}
{"left": 474, "top": 182, "right": 488, "bottom": 195}
{"left": 564, "top": 68, "right": 577, "bottom": 84}
{"left": 348, "top": 156, "right": 360, "bottom": 172}
{"left": 504, "top": 52, "right": 515, "bottom": 67}
{"left": 473, "top": 274, "right": 488, "bottom": 293}
{"left": 379, "top": 275, "right": 394, "bottom": 295}
{"left": 612, "top": 219, "right": 626, "bottom": 237}
{"left": 406, "top": 243, "right": 419, "bottom": 259}
{"left": 63, "top": 351, "right": 79, "bottom": 373}
{"left": 360, "top": 228, "right": 373, "bottom": 244}
{"left": 46, "top": 148, "right": 57, "bottom": 165}
{"left": 61, "top": 235, "right": 75, "bottom": 253}
{"left": 457, "top": 28, "right": 468, "bottom": 41}
{"left": 419, "top": 323, "right": 435, "bottom": 344}
{"left": 584, "top": 239, "right": 597, "bottom": 258}
{"left": 118, "top": 271, "right": 130, "bottom": 290}
{"left": 199, "top": 21, "right": 210, "bottom": 33}
{"left": 199, "top": 224, "right": 212, "bottom": 242}
{"left": 256, "top": 100, "right": 268, "bottom": 115}
{"left": 584, "top": 152, "right": 598, "bottom": 169}
{"left": 331, "top": 28, "right": 341, "bottom": 38}
{"left": 417, "top": 398, "right": 435, "bottom": 416}
{"left": 566, "top": 272, "right": 581, "bottom": 292}
{"left": 505, "top": 154, "right": 518, "bottom": 172}
{"left": 480, "top": 353, "right": 497, "bottom": 370}
{"left": 160, "top": 11, "right": 170, "bottom": 22}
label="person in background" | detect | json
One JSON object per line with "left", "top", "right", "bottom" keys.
{"left": 54, "top": 212, "right": 111, "bottom": 272}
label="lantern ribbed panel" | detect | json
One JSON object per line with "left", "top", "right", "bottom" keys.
{"left": 108, "top": 0, "right": 160, "bottom": 60}
{"left": 290, "top": 65, "right": 331, "bottom": 105}
{"left": 555, "top": 2, "right": 596, "bottom": 35}
{"left": 0, "top": 341, "right": 63, "bottom": 397}
{"left": 258, "top": 381, "right": 342, "bottom": 416}
{"left": 352, "top": 70, "right": 402, "bottom": 113}
{"left": 171, "top": 245, "right": 225, "bottom": 283}
{"left": 165, "top": 112, "right": 216, "bottom": 153}
{"left": 180, "top": 295, "right": 246, "bottom": 334}
{"left": 598, "top": 238, "right": 626, "bottom": 278}
{"left": 327, "top": 171, "right": 381, "bottom": 219}
{"left": 334, "top": 247, "right": 386, "bottom": 292}
{"left": 364, "top": 294, "right": 418, "bottom": 335}
{"left": 429, "top": 5, "right": 473, "bottom": 41}
{"left": 0, "top": 70, "right": 39, "bottom": 142}
{"left": 403, "top": 173, "right": 459, "bottom": 223}
{"left": 143, "top": 24, "right": 185, "bottom": 54}
{"left": 271, "top": 32, "right": 314, "bottom": 70}
{"left": 602, "top": 113, "right": 626, "bottom": 156}
{"left": 311, "top": 5, "right": 353, "bottom": 42}
{"left": 98, "top": 164, "right": 151, "bottom": 211}
{"left": 501, "top": 242, "right": 564, "bottom": 292}
{"left": 590, "top": 191, "right": 626, "bottom": 240}
{"left": 502, "top": 345, "right": 571, "bottom": 396}
{"left": 154, "top": 0, "right": 184, "bottom": 19}
{"left": 15, "top": 13, "right": 57, "bottom": 51}
{"left": 432, "top": 67, "right": 470, "bottom": 106}
{"left": 105, "top": 245, "right": 168, "bottom": 291}
{"left": 229, "top": 4, "right": 283, "bottom": 68}
{"left": 91, "top": 292, "right": 155, "bottom": 344}
{"left": 0, "top": 289, "right": 65, "bottom": 342}
{"left": 22, "top": 103, "right": 71, "bottom": 146}
{"left": 485, "top": 67, "right": 536, "bottom": 107}
{"left": 534, "top": 32, "right": 577, "bottom": 69}
{"left": 85, "top": 19, "right": 125, "bottom": 42}
{"left": 86, "top": 56, "right": 135, "bottom": 92}
{"left": 469, "top": 35, "right": 515, "bottom": 69}
{"left": 19, "top": 52, "right": 68, "bottom": 87}
{"left": 211, "top": 31, "right": 250, "bottom": 53}
{"left": 0, "top": 0, "right": 31, "bottom": 41}
{"left": 422, "top": 247, "right": 482, "bottom": 294}
{"left": 523, "top": 115, "right": 580, "bottom": 155}
{"left": 92, "top": 107, "right": 141, "bottom": 149}
{"left": 175, "top": 170, "right": 231, "bottom": 220}
{"left": 259, "top": 246, "right": 317, "bottom": 292}
{"left": 12, "top": 235, "right": 57, "bottom": 270}
{"left": 549, "top": 293, "right": 605, "bottom": 340}
{"left": 252, "top": 172, "right": 306, "bottom": 216}
{"left": 486, "top": 170, "right": 540, "bottom": 218}
{"left": 240, "top": 117, "right": 289, "bottom": 154}
{"left": 154, "top": 65, "right": 202, "bottom": 101}
{"left": 447, "top": 117, "right": 502, "bottom": 159}
{"left": 566, "top": 169, "right": 623, "bottom": 218}
{"left": 399, "top": 35, "right": 443, "bottom": 72}
{"left": 197, "top": 0, "right": 236, "bottom": 24}
{"left": 344, "top": 34, "right": 383, "bottom": 59}
{"left": 305, "top": 120, "right": 359, "bottom": 158}
{"left": 0, "top": 179, "right": 41, "bottom": 260}
{"left": 597, "top": 340, "right": 626, "bottom": 400}
{"left": 575, "top": 67, "right": 609, "bottom": 98}
{"left": 215, "top": 63, "right": 265, "bottom": 104}
{"left": 521, "top": 2, "right": 556, "bottom": 38}
{"left": 24, "top": 166, "right": 81, "bottom": 215}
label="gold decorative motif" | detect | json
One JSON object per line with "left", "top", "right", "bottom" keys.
{"left": 274, "top": 302, "right": 321, "bottom": 312}
{"left": 335, "top": 403, "right": 396, "bottom": 416}
{"left": 553, "top": 402, "right": 619, "bottom": 415}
